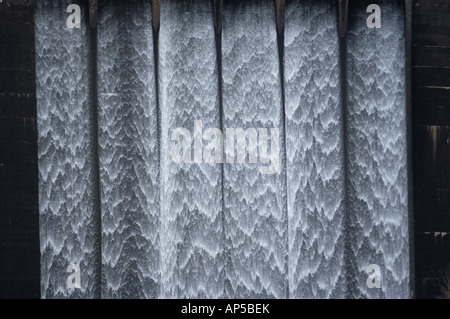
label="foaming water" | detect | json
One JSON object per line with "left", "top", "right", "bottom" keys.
{"left": 36, "top": 0, "right": 409, "bottom": 299}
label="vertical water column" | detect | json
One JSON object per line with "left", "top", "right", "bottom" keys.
{"left": 284, "top": 0, "right": 346, "bottom": 298}
{"left": 35, "top": 0, "right": 100, "bottom": 298}
{"left": 222, "top": 0, "right": 288, "bottom": 298}
{"left": 97, "top": 0, "right": 159, "bottom": 298}
{"left": 346, "top": 0, "right": 409, "bottom": 298}
{"left": 158, "top": 0, "right": 225, "bottom": 298}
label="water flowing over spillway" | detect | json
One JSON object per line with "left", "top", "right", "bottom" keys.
{"left": 36, "top": 0, "right": 410, "bottom": 299}
{"left": 284, "top": 0, "right": 345, "bottom": 299}
{"left": 346, "top": 1, "right": 409, "bottom": 298}
{"left": 97, "top": 0, "right": 159, "bottom": 298}
{"left": 222, "top": 0, "right": 288, "bottom": 298}
{"left": 159, "top": 0, "right": 224, "bottom": 298}
{"left": 35, "top": 0, "right": 100, "bottom": 298}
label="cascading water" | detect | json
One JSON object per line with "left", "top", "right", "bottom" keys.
{"left": 35, "top": 0, "right": 100, "bottom": 298}
{"left": 97, "top": 0, "right": 159, "bottom": 299}
{"left": 346, "top": 0, "right": 409, "bottom": 298}
{"left": 221, "top": 0, "right": 288, "bottom": 298}
{"left": 158, "top": 0, "right": 224, "bottom": 298}
{"left": 36, "top": 0, "right": 410, "bottom": 299}
{"left": 284, "top": 0, "right": 345, "bottom": 299}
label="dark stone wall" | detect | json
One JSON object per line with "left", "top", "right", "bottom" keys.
{"left": 412, "top": 0, "right": 450, "bottom": 299}
{"left": 0, "top": 2, "right": 40, "bottom": 298}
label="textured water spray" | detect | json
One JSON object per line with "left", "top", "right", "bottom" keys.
{"left": 36, "top": 0, "right": 100, "bottom": 298}
{"left": 284, "top": 0, "right": 345, "bottom": 299}
{"left": 36, "top": 0, "right": 410, "bottom": 299}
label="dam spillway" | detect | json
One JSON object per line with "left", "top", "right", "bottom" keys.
{"left": 35, "top": 0, "right": 411, "bottom": 299}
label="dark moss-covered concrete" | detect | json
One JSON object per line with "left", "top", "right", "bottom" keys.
{"left": 0, "top": 1, "right": 40, "bottom": 299}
